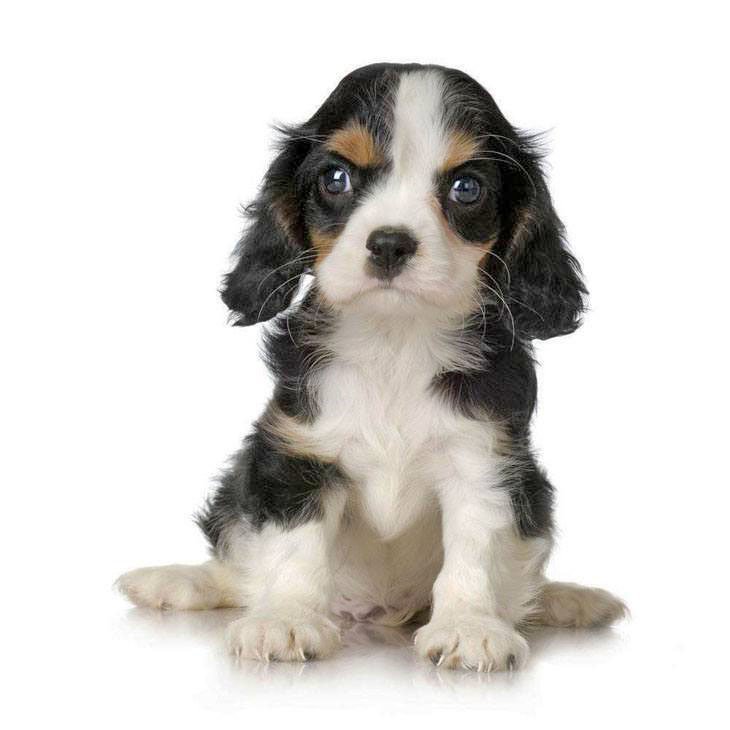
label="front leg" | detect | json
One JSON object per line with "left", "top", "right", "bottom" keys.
{"left": 197, "top": 423, "right": 347, "bottom": 663}
{"left": 225, "top": 495, "right": 346, "bottom": 662}
{"left": 415, "top": 437, "right": 530, "bottom": 671}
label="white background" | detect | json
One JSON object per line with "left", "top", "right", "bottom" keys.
{"left": 2, "top": 1, "right": 728, "bottom": 727}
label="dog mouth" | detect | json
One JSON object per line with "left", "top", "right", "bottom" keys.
{"left": 366, "top": 270, "right": 418, "bottom": 295}
{"left": 327, "top": 277, "right": 415, "bottom": 309}
{"left": 357, "top": 275, "right": 442, "bottom": 311}
{"left": 320, "top": 257, "right": 453, "bottom": 311}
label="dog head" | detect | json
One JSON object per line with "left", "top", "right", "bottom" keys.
{"left": 222, "top": 63, "right": 585, "bottom": 340}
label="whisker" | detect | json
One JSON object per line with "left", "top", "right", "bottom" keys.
{"left": 316, "top": 220, "right": 347, "bottom": 233}
{"left": 255, "top": 272, "right": 306, "bottom": 323}
{"left": 274, "top": 128, "right": 328, "bottom": 144}
{"left": 255, "top": 250, "right": 317, "bottom": 294}
{"left": 476, "top": 265, "right": 507, "bottom": 311}
{"left": 313, "top": 296, "right": 325, "bottom": 327}
{"left": 469, "top": 286, "right": 489, "bottom": 342}
{"left": 468, "top": 153, "right": 537, "bottom": 194}
{"left": 509, "top": 295, "right": 545, "bottom": 321}
{"left": 481, "top": 250, "right": 511, "bottom": 287}
{"left": 480, "top": 278, "right": 516, "bottom": 351}
{"left": 282, "top": 279, "right": 305, "bottom": 346}
{"left": 474, "top": 133, "right": 525, "bottom": 152}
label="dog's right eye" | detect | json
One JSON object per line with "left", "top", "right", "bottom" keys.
{"left": 320, "top": 167, "right": 352, "bottom": 195}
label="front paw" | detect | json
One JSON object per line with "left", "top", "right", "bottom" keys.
{"left": 226, "top": 610, "right": 341, "bottom": 662}
{"left": 414, "top": 615, "right": 529, "bottom": 672}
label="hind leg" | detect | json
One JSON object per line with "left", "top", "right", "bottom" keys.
{"left": 116, "top": 560, "right": 244, "bottom": 610}
{"left": 116, "top": 507, "right": 344, "bottom": 662}
{"left": 534, "top": 581, "right": 627, "bottom": 628}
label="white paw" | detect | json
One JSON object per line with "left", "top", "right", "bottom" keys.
{"left": 538, "top": 582, "right": 628, "bottom": 628}
{"left": 414, "top": 615, "right": 529, "bottom": 672}
{"left": 115, "top": 565, "right": 220, "bottom": 610}
{"left": 226, "top": 611, "right": 341, "bottom": 662}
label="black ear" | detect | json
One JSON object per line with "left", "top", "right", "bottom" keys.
{"left": 498, "top": 148, "right": 587, "bottom": 341}
{"left": 221, "top": 130, "right": 313, "bottom": 326}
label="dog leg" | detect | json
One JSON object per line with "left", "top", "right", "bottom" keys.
{"left": 115, "top": 560, "right": 244, "bottom": 610}
{"left": 414, "top": 441, "right": 531, "bottom": 672}
{"left": 224, "top": 490, "right": 346, "bottom": 662}
{"left": 534, "top": 581, "right": 627, "bottom": 628}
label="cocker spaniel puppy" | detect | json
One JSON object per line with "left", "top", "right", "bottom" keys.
{"left": 118, "top": 63, "right": 625, "bottom": 671}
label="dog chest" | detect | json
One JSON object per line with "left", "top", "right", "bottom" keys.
{"left": 311, "top": 357, "right": 447, "bottom": 538}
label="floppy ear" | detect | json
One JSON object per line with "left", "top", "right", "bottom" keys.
{"left": 498, "top": 150, "right": 587, "bottom": 341}
{"left": 221, "top": 130, "right": 313, "bottom": 326}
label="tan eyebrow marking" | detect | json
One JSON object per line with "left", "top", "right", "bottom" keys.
{"left": 442, "top": 129, "right": 480, "bottom": 171}
{"left": 325, "top": 122, "right": 384, "bottom": 168}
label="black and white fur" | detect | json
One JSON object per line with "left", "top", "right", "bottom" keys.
{"left": 117, "top": 64, "right": 626, "bottom": 671}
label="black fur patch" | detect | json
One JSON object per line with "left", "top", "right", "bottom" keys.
{"left": 506, "top": 449, "right": 555, "bottom": 538}
{"left": 260, "top": 288, "right": 333, "bottom": 421}
{"left": 196, "top": 425, "right": 344, "bottom": 551}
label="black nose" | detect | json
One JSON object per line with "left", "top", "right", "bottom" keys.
{"left": 366, "top": 227, "right": 418, "bottom": 279}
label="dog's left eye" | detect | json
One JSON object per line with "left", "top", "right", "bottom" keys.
{"left": 449, "top": 177, "right": 481, "bottom": 204}
{"left": 321, "top": 167, "right": 352, "bottom": 195}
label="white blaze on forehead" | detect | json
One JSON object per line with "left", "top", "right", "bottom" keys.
{"left": 344, "top": 69, "right": 450, "bottom": 233}
{"left": 390, "top": 69, "right": 449, "bottom": 185}
{"left": 316, "top": 67, "right": 482, "bottom": 314}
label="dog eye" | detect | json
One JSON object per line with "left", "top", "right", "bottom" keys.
{"left": 449, "top": 177, "right": 481, "bottom": 204}
{"left": 321, "top": 167, "right": 352, "bottom": 195}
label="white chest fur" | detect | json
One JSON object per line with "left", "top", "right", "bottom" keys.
{"left": 304, "top": 309, "right": 498, "bottom": 540}
{"left": 316, "top": 357, "right": 438, "bottom": 538}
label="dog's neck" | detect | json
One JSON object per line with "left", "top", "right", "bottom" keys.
{"left": 324, "top": 301, "right": 484, "bottom": 376}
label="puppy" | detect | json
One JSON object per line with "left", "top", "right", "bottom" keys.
{"left": 117, "top": 63, "right": 626, "bottom": 671}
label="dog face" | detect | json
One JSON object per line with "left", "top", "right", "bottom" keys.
{"left": 222, "top": 63, "right": 585, "bottom": 339}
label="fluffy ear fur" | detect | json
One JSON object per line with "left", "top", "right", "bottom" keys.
{"left": 221, "top": 130, "right": 313, "bottom": 326}
{"left": 496, "top": 143, "right": 587, "bottom": 341}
